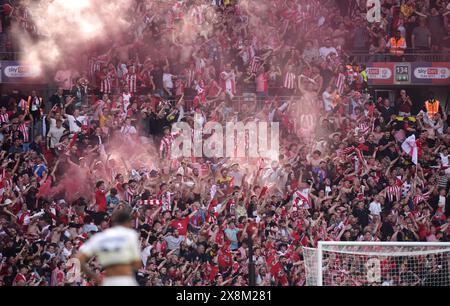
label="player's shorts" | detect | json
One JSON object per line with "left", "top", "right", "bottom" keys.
{"left": 102, "top": 276, "right": 138, "bottom": 286}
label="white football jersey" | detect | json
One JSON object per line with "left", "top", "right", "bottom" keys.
{"left": 79, "top": 226, "right": 140, "bottom": 267}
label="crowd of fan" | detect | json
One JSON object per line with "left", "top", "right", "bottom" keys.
{"left": 0, "top": 0, "right": 449, "bottom": 286}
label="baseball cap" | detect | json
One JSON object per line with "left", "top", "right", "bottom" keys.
{"left": 3, "top": 199, "right": 12, "bottom": 205}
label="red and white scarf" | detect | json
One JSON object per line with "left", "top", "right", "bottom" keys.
{"left": 413, "top": 190, "right": 432, "bottom": 207}
{"left": 137, "top": 199, "right": 163, "bottom": 207}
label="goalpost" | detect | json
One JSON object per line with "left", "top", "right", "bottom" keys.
{"left": 303, "top": 242, "right": 450, "bottom": 286}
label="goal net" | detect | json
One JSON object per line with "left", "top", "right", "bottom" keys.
{"left": 303, "top": 242, "right": 450, "bottom": 286}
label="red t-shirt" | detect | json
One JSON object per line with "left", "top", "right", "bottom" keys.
{"left": 95, "top": 189, "right": 107, "bottom": 213}
{"left": 270, "top": 261, "right": 282, "bottom": 275}
{"left": 256, "top": 72, "right": 268, "bottom": 93}
{"left": 276, "top": 274, "right": 289, "bottom": 286}
{"left": 58, "top": 214, "right": 69, "bottom": 225}
{"left": 206, "top": 80, "right": 220, "bottom": 98}
{"left": 247, "top": 222, "right": 258, "bottom": 236}
{"left": 207, "top": 264, "right": 219, "bottom": 282}
{"left": 218, "top": 251, "right": 233, "bottom": 269}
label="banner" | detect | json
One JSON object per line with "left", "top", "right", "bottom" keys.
{"left": 367, "top": 62, "right": 450, "bottom": 86}
{"left": 411, "top": 62, "right": 450, "bottom": 85}
{"left": 0, "top": 61, "right": 45, "bottom": 84}
{"left": 366, "top": 63, "right": 394, "bottom": 85}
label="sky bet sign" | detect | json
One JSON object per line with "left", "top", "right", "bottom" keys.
{"left": 367, "top": 62, "right": 450, "bottom": 86}
{"left": 0, "top": 61, "right": 43, "bottom": 84}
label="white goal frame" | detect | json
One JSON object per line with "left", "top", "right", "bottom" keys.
{"left": 312, "top": 241, "right": 450, "bottom": 286}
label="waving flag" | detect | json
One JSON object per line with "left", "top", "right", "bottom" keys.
{"left": 401, "top": 135, "right": 418, "bottom": 165}
{"left": 292, "top": 189, "right": 310, "bottom": 210}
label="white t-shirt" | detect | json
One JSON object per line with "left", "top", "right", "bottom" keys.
{"left": 66, "top": 115, "right": 87, "bottom": 133}
{"left": 438, "top": 196, "right": 446, "bottom": 212}
{"left": 120, "top": 125, "right": 137, "bottom": 136}
{"left": 229, "top": 170, "right": 244, "bottom": 187}
{"left": 322, "top": 90, "right": 333, "bottom": 111}
{"left": 47, "top": 126, "right": 66, "bottom": 148}
{"left": 319, "top": 46, "right": 338, "bottom": 59}
{"left": 141, "top": 245, "right": 153, "bottom": 266}
{"left": 163, "top": 73, "right": 174, "bottom": 89}
{"left": 440, "top": 153, "right": 450, "bottom": 174}
{"left": 123, "top": 93, "right": 132, "bottom": 107}
{"left": 49, "top": 118, "right": 57, "bottom": 129}
{"left": 369, "top": 201, "right": 382, "bottom": 216}
{"left": 79, "top": 226, "right": 141, "bottom": 267}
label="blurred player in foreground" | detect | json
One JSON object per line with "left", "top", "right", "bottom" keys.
{"left": 76, "top": 210, "right": 141, "bottom": 286}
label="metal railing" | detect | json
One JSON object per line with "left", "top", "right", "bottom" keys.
{"left": 347, "top": 51, "right": 450, "bottom": 63}
{"left": 81, "top": 93, "right": 302, "bottom": 113}
{"left": 91, "top": 94, "right": 301, "bottom": 104}
{"left": 0, "top": 51, "right": 24, "bottom": 61}
{"left": 2, "top": 49, "right": 448, "bottom": 63}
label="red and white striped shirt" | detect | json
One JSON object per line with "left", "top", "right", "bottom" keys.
{"left": 89, "top": 58, "right": 105, "bottom": 85}
{"left": 0, "top": 113, "right": 9, "bottom": 124}
{"left": 385, "top": 185, "right": 401, "bottom": 202}
{"left": 283, "top": 72, "right": 296, "bottom": 89}
{"left": 190, "top": 5, "right": 205, "bottom": 25}
{"left": 358, "top": 121, "right": 371, "bottom": 135}
{"left": 20, "top": 7, "right": 31, "bottom": 30}
{"left": 160, "top": 133, "right": 178, "bottom": 159}
{"left": 100, "top": 74, "right": 112, "bottom": 94}
{"left": 18, "top": 99, "right": 28, "bottom": 112}
{"left": 281, "top": 7, "right": 302, "bottom": 23}
{"left": 125, "top": 186, "right": 136, "bottom": 203}
{"left": 18, "top": 122, "right": 30, "bottom": 143}
{"left": 184, "top": 68, "right": 196, "bottom": 89}
{"left": 89, "top": 58, "right": 100, "bottom": 79}
{"left": 336, "top": 73, "right": 346, "bottom": 94}
{"left": 250, "top": 56, "right": 262, "bottom": 74}
{"left": 220, "top": 71, "right": 236, "bottom": 96}
{"left": 124, "top": 73, "right": 138, "bottom": 93}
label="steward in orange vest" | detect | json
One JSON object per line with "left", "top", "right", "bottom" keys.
{"left": 422, "top": 93, "right": 442, "bottom": 119}
{"left": 387, "top": 31, "right": 407, "bottom": 57}
{"left": 423, "top": 99, "right": 442, "bottom": 119}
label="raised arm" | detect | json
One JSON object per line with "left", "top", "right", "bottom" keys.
{"left": 413, "top": 10, "right": 428, "bottom": 17}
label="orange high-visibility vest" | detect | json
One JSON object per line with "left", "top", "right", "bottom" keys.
{"left": 425, "top": 100, "right": 440, "bottom": 118}
{"left": 389, "top": 37, "right": 406, "bottom": 56}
